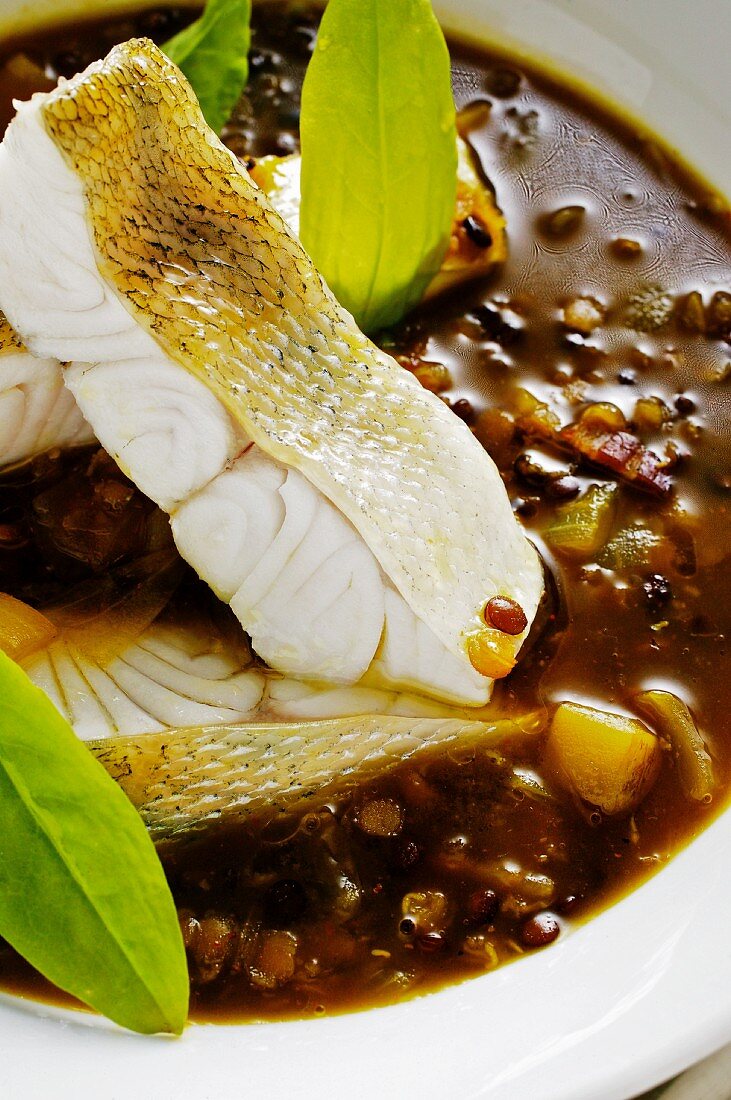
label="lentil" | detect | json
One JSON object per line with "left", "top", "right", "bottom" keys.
{"left": 485, "top": 595, "right": 528, "bottom": 635}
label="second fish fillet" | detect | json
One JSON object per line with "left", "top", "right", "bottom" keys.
{"left": 0, "top": 312, "right": 93, "bottom": 468}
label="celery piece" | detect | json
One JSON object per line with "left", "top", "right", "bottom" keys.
{"left": 596, "top": 523, "right": 660, "bottom": 570}
{"left": 545, "top": 483, "right": 618, "bottom": 558}
{"left": 635, "top": 689, "right": 715, "bottom": 803}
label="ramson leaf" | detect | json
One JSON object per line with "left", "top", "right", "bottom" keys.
{"left": 0, "top": 651, "right": 188, "bottom": 1034}
{"left": 164, "top": 0, "right": 251, "bottom": 136}
{"left": 300, "top": 0, "right": 457, "bottom": 332}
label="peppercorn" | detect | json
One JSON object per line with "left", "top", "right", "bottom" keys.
{"left": 469, "top": 302, "right": 524, "bottom": 345}
{"left": 674, "top": 394, "right": 696, "bottom": 416}
{"left": 641, "top": 573, "right": 672, "bottom": 612}
{"left": 451, "top": 398, "right": 476, "bottom": 423}
{"left": 514, "top": 452, "right": 551, "bottom": 487}
{"left": 555, "top": 894, "right": 582, "bottom": 915}
{"left": 547, "top": 475, "right": 581, "bottom": 501}
{"left": 463, "top": 215, "right": 492, "bottom": 249}
{"left": 484, "top": 66, "right": 522, "bottom": 98}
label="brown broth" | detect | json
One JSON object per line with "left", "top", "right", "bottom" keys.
{"left": 0, "top": 1, "right": 728, "bottom": 1023}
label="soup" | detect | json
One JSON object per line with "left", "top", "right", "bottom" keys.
{"left": 0, "top": 1, "right": 727, "bottom": 1024}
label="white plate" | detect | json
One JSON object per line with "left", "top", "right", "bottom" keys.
{"left": 0, "top": 1, "right": 728, "bottom": 1097}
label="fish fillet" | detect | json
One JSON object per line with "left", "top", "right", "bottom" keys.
{"left": 0, "top": 40, "right": 543, "bottom": 705}
{"left": 0, "top": 312, "right": 93, "bottom": 467}
{"left": 22, "top": 616, "right": 508, "bottom": 741}
{"left": 89, "top": 714, "right": 534, "bottom": 841}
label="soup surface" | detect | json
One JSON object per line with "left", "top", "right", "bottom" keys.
{"left": 0, "top": 2, "right": 728, "bottom": 1022}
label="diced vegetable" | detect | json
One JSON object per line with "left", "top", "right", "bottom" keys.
{"left": 545, "top": 483, "right": 617, "bottom": 558}
{"left": 578, "top": 403, "right": 626, "bottom": 432}
{"left": 511, "top": 390, "right": 674, "bottom": 496}
{"left": 633, "top": 396, "right": 671, "bottom": 433}
{"left": 164, "top": 0, "right": 251, "bottom": 136}
{"left": 461, "top": 933, "right": 499, "bottom": 969}
{"left": 562, "top": 296, "right": 605, "bottom": 335}
{"left": 0, "top": 652, "right": 188, "bottom": 1033}
{"left": 635, "top": 690, "right": 715, "bottom": 803}
{"left": 510, "top": 767, "right": 555, "bottom": 803}
{"left": 482, "top": 860, "right": 555, "bottom": 918}
{"left": 675, "top": 290, "right": 706, "bottom": 334}
{"left": 0, "top": 593, "right": 56, "bottom": 660}
{"left": 596, "top": 523, "right": 660, "bottom": 570}
{"left": 512, "top": 387, "right": 561, "bottom": 438}
{"left": 397, "top": 355, "right": 453, "bottom": 393}
{"left": 707, "top": 290, "right": 731, "bottom": 339}
{"left": 547, "top": 701, "right": 661, "bottom": 815}
{"left": 472, "top": 407, "right": 517, "bottom": 466}
{"left": 400, "top": 891, "right": 448, "bottom": 934}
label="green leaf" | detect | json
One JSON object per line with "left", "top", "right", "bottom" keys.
{"left": 0, "top": 651, "right": 188, "bottom": 1034}
{"left": 163, "top": 0, "right": 251, "bottom": 136}
{"left": 300, "top": 0, "right": 457, "bottom": 332}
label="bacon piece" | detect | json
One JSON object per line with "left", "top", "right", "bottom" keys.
{"left": 560, "top": 423, "right": 672, "bottom": 496}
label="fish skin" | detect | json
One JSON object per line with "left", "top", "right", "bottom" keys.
{"left": 0, "top": 313, "right": 93, "bottom": 468}
{"left": 89, "top": 714, "right": 538, "bottom": 841}
{"left": 0, "top": 40, "right": 543, "bottom": 700}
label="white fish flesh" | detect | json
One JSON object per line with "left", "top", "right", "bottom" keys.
{"left": 0, "top": 40, "right": 543, "bottom": 706}
{"left": 0, "top": 312, "right": 93, "bottom": 468}
{"left": 23, "top": 621, "right": 266, "bottom": 741}
{"left": 89, "top": 714, "right": 532, "bottom": 841}
{"left": 22, "top": 616, "right": 503, "bottom": 742}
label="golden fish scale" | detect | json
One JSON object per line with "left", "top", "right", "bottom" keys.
{"left": 41, "top": 41, "right": 539, "bottom": 661}
{"left": 0, "top": 312, "right": 23, "bottom": 355}
{"left": 89, "top": 715, "right": 528, "bottom": 841}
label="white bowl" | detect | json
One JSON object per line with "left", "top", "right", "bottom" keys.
{"left": 0, "top": 2, "right": 728, "bottom": 1097}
